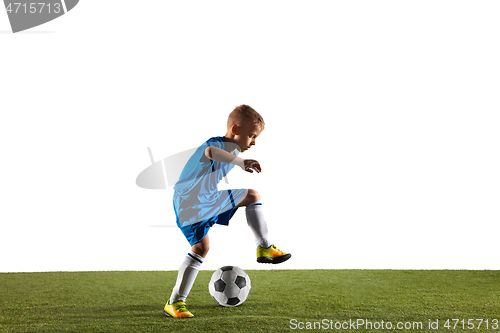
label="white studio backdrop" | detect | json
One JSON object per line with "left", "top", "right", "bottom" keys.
{"left": 1, "top": 1, "right": 499, "bottom": 272}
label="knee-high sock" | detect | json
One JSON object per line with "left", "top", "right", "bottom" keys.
{"left": 245, "top": 201, "right": 271, "bottom": 248}
{"left": 169, "top": 251, "right": 203, "bottom": 302}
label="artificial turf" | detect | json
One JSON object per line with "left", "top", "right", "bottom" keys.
{"left": 1, "top": 270, "right": 499, "bottom": 332}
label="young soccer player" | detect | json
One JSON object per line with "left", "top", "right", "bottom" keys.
{"left": 164, "top": 105, "right": 291, "bottom": 318}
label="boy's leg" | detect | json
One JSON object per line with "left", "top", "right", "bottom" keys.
{"left": 235, "top": 189, "right": 269, "bottom": 247}
{"left": 170, "top": 235, "right": 209, "bottom": 303}
{"left": 236, "top": 189, "right": 291, "bottom": 264}
{"left": 165, "top": 236, "right": 209, "bottom": 318}
{"left": 191, "top": 234, "right": 210, "bottom": 258}
{"left": 234, "top": 188, "right": 260, "bottom": 209}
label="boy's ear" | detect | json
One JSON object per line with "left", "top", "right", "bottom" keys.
{"left": 231, "top": 124, "right": 239, "bottom": 136}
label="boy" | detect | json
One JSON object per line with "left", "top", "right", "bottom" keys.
{"left": 164, "top": 105, "right": 291, "bottom": 318}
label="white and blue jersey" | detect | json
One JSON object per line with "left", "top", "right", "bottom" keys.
{"left": 173, "top": 136, "right": 248, "bottom": 245}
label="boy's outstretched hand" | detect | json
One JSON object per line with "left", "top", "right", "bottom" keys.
{"left": 244, "top": 159, "right": 261, "bottom": 173}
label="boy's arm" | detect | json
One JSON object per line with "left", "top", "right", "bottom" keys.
{"left": 205, "top": 146, "right": 261, "bottom": 173}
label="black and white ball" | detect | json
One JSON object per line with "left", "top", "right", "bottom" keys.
{"left": 209, "top": 266, "right": 251, "bottom": 307}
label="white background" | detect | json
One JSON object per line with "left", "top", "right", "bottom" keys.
{"left": 1, "top": 1, "right": 499, "bottom": 272}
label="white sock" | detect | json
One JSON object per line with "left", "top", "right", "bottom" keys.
{"left": 169, "top": 251, "right": 204, "bottom": 303}
{"left": 245, "top": 201, "right": 271, "bottom": 248}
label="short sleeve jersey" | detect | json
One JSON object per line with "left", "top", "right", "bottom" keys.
{"left": 173, "top": 136, "right": 238, "bottom": 202}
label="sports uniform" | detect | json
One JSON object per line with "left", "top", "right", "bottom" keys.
{"left": 173, "top": 136, "right": 248, "bottom": 246}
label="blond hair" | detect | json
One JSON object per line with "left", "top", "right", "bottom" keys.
{"left": 227, "top": 105, "right": 265, "bottom": 130}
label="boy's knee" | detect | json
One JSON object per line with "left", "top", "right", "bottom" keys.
{"left": 193, "top": 247, "right": 209, "bottom": 258}
{"left": 235, "top": 189, "right": 261, "bottom": 209}
{"left": 247, "top": 189, "right": 260, "bottom": 202}
{"left": 192, "top": 243, "right": 209, "bottom": 258}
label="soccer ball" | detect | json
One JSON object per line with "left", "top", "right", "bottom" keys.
{"left": 209, "top": 266, "right": 251, "bottom": 307}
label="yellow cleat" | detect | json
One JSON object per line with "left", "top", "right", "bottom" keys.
{"left": 163, "top": 300, "right": 195, "bottom": 318}
{"left": 257, "top": 244, "right": 291, "bottom": 264}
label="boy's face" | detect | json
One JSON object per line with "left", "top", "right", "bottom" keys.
{"left": 233, "top": 122, "right": 263, "bottom": 152}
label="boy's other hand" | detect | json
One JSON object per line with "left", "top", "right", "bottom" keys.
{"left": 244, "top": 160, "right": 261, "bottom": 173}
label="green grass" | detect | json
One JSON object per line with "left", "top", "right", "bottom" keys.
{"left": 1, "top": 270, "right": 499, "bottom": 332}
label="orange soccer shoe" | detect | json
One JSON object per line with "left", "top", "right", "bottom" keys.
{"left": 256, "top": 244, "right": 291, "bottom": 264}
{"left": 163, "top": 300, "right": 195, "bottom": 318}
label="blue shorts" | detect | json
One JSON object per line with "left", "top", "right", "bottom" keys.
{"left": 174, "top": 189, "right": 244, "bottom": 246}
